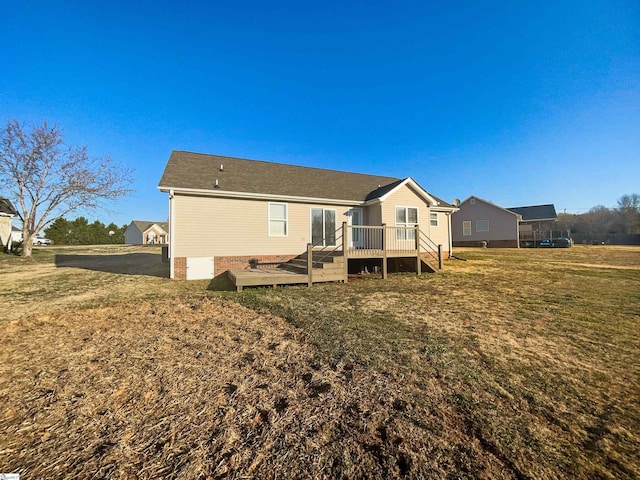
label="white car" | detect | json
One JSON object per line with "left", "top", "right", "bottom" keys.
{"left": 32, "top": 236, "right": 52, "bottom": 245}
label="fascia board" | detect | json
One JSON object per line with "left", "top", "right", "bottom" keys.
{"left": 158, "top": 185, "right": 363, "bottom": 206}
{"left": 377, "top": 177, "right": 440, "bottom": 206}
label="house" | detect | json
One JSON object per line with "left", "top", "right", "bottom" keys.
{"left": 451, "top": 196, "right": 522, "bottom": 247}
{"left": 124, "top": 220, "right": 169, "bottom": 245}
{"left": 507, "top": 204, "right": 558, "bottom": 246}
{"left": 10, "top": 226, "right": 22, "bottom": 243}
{"left": 158, "top": 151, "right": 458, "bottom": 281}
{"left": 0, "top": 197, "right": 18, "bottom": 252}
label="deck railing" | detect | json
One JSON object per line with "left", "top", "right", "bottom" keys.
{"left": 304, "top": 223, "right": 443, "bottom": 284}
{"left": 345, "top": 225, "right": 421, "bottom": 257}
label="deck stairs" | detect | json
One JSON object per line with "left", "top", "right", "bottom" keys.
{"left": 278, "top": 250, "right": 345, "bottom": 282}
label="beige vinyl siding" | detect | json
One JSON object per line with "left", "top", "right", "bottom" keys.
{"left": 172, "top": 194, "right": 351, "bottom": 257}
{"left": 364, "top": 204, "right": 382, "bottom": 226}
{"left": 428, "top": 210, "right": 452, "bottom": 249}
{"left": 379, "top": 184, "right": 447, "bottom": 246}
{"left": 381, "top": 184, "right": 429, "bottom": 228}
{"left": 0, "top": 217, "right": 11, "bottom": 249}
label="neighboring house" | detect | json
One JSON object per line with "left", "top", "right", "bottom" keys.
{"left": 451, "top": 196, "right": 522, "bottom": 248}
{"left": 10, "top": 226, "right": 22, "bottom": 243}
{"left": 0, "top": 197, "right": 18, "bottom": 252}
{"left": 124, "top": 220, "right": 169, "bottom": 245}
{"left": 158, "top": 151, "right": 458, "bottom": 280}
{"left": 507, "top": 204, "right": 558, "bottom": 246}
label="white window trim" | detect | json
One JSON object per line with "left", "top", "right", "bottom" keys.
{"left": 395, "top": 205, "right": 419, "bottom": 241}
{"left": 476, "top": 219, "right": 489, "bottom": 232}
{"left": 430, "top": 212, "right": 438, "bottom": 227}
{"left": 268, "top": 202, "right": 288, "bottom": 237}
{"left": 463, "top": 220, "right": 472, "bottom": 236}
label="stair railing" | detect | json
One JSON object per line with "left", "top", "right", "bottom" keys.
{"left": 306, "top": 225, "right": 345, "bottom": 286}
{"left": 418, "top": 229, "right": 443, "bottom": 270}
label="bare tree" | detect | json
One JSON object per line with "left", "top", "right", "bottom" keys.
{"left": 616, "top": 194, "right": 640, "bottom": 234}
{"left": 0, "top": 119, "right": 133, "bottom": 256}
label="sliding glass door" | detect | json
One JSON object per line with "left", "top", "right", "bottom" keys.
{"left": 311, "top": 208, "right": 336, "bottom": 247}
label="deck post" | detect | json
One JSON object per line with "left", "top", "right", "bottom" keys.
{"left": 416, "top": 225, "right": 421, "bottom": 275}
{"left": 382, "top": 223, "right": 387, "bottom": 279}
{"left": 342, "top": 222, "right": 349, "bottom": 283}
{"left": 438, "top": 244, "right": 443, "bottom": 270}
{"left": 307, "top": 242, "right": 313, "bottom": 287}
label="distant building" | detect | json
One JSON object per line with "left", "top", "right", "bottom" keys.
{"left": 452, "top": 197, "right": 559, "bottom": 248}
{"left": 507, "top": 204, "right": 558, "bottom": 245}
{"left": 0, "top": 197, "right": 18, "bottom": 252}
{"left": 452, "top": 196, "right": 522, "bottom": 247}
{"left": 507, "top": 203, "right": 558, "bottom": 240}
{"left": 124, "top": 220, "right": 169, "bottom": 245}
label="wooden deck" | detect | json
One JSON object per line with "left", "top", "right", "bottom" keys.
{"left": 227, "top": 224, "right": 443, "bottom": 291}
{"left": 228, "top": 268, "right": 344, "bottom": 292}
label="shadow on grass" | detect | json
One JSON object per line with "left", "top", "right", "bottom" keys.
{"left": 207, "top": 272, "right": 235, "bottom": 291}
{"left": 55, "top": 253, "right": 169, "bottom": 278}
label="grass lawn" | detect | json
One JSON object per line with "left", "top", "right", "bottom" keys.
{"left": 1, "top": 245, "right": 638, "bottom": 478}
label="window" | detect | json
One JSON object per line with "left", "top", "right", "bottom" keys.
{"left": 396, "top": 206, "right": 418, "bottom": 240}
{"left": 463, "top": 221, "right": 472, "bottom": 236}
{"left": 269, "top": 203, "right": 288, "bottom": 236}
{"left": 470, "top": 198, "right": 476, "bottom": 204}
{"left": 476, "top": 219, "right": 489, "bottom": 232}
{"left": 430, "top": 212, "right": 438, "bottom": 227}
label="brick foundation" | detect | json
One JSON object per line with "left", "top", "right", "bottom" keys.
{"left": 173, "top": 257, "right": 187, "bottom": 280}
{"left": 453, "top": 240, "right": 518, "bottom": 248}
{"left": 172, "top": 254, "right": 298, "bottom": 280}
{"left": 213, "top": 254, "right": 297, "bottom": 276}
{"left": 173, "top": 251, "right": 454, "bottom": 280}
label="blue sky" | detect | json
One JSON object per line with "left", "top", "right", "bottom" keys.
{"left": 2, "top": 1, "right": 639, "bottom": 226}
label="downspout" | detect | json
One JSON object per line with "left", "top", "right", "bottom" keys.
{"left": 169, "top": 189, "right": 175, "bottom": 279}
{"left": 447, "top": 212, "right": 453, "bottom": 257}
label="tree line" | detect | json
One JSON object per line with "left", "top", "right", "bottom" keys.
{"left": 44, "top": 217, "right": 127, "bottom": 245}
{"left": 557, "top": 194, "right": 640, "bottom": 236}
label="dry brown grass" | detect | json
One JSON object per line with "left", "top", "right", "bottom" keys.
{"left": 1, "top": 245, "right": 638, "bottom": 479}
{"left": 0, "top": 245, "right": 184, "bottom": 321}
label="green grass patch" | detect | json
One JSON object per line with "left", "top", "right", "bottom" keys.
{"left": 225, "top": 246, "right": 640, "bottom": 478}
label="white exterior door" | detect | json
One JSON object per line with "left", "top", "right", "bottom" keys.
{"left": 349, "top": 208, "right": 363, "bottom": 247}
{"left": 186, "top": 257, "right": 214, "bottom": 280}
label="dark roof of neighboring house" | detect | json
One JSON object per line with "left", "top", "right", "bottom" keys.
{"left": 460, "top": 196, "right": 521, "bottom": 217}
{"left": 507, "top": 204, "right": 557, "bottom": 221}
{"left": 130, "top": 220, "right": 169, "bottom": 233}
{"left": 159, "top": 151, "right": 453, "bottom": 206}
{"left": 0, "top": 197, "right": 18, "bottom": 216}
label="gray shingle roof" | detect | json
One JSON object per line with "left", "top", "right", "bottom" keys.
{"left": 507, "top": 204, "right": 557, "bottom": 221}
{"left": 159, "top": 151, "right": 407, "bottom": 203}
{"left": 0, "top": 197, "right": 18, "bottom": 216}
{"left": 131, "top": 220, "right": 169, "bottom": 233}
